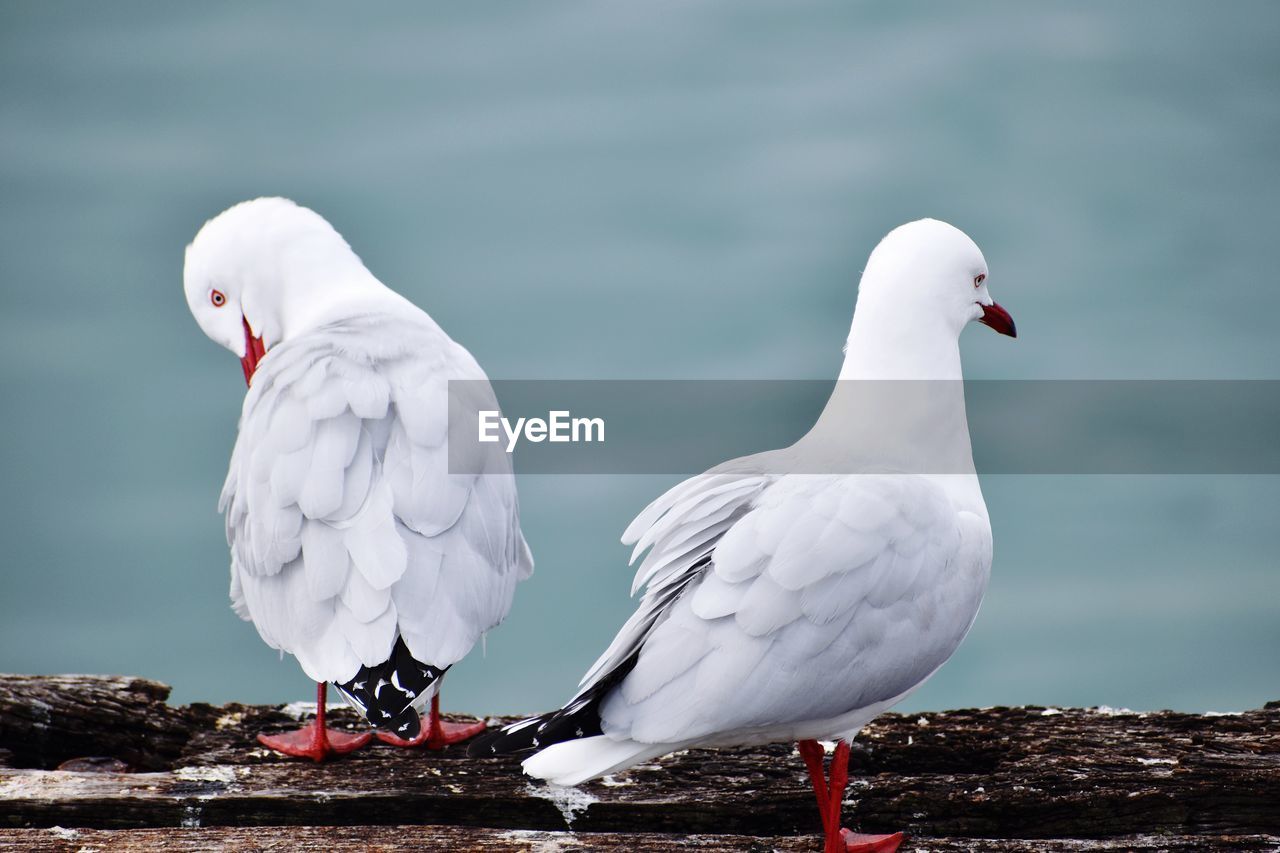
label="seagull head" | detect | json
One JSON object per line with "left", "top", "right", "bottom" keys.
{"left": 183, "top": 197, "right": 372, "bottom": 386}
{"left": 856, "top": 218, "right": 1016, "bottom": 341}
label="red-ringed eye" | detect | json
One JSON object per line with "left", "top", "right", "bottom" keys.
{"left": 974, "top": 274, "right": 986, "bottom": 288}
{"left": 210, "top": 289, "right": 227, "bottom": 307}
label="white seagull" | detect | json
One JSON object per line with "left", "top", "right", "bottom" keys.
{"left": 472, "top": 219, "right": 1015, "bottom": 852}
{"left": 184, "top": 198, "right": 533, "bottom": 761}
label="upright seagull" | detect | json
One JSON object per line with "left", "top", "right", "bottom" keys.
{"left": 184, "top": 198, "right": 533, "bottom": 761}
{"left": 472, "top": 219, "right": 1015, "bottom": 852}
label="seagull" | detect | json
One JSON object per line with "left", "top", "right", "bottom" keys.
{"left": 184, "top": 198, "right": 533, "bottom": 761}
{"left": 471, "top": 219, "right": 1015, "bottom": 852}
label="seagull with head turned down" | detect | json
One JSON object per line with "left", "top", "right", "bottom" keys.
{"left": 184, "top": 197, "right": 533, "bottom": 760}
{"left": 472, "top": 219, "right": 1015, "bottom": 852}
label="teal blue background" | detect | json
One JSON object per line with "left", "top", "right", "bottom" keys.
{"left": 1, "top": 3, "right": 1277, "bottom": 714}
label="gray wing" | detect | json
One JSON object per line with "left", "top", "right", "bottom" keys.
{"left": 597, "top": 472, "right": 990, "bottom": 744}
{"left": 220, "top": 314, "right": 532, "bottom": 683}
{"left": 571, "top": 468, "right": 773, "bottom": 698}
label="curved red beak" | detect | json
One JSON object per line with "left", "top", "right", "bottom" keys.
{"left": 979, "top": 302, "right": 1017, "bottom": 338}
{"left": 240, "top": 316, "right": 267, "bottom": 387}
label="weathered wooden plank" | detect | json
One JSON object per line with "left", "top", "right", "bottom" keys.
{"left": 1, "top": 675, "right": 1277, "bottom": 847}
{"left": 0, "top": 675, "right": 186, "bottom": 771}
{"left": 1, "top": 827, "right": 1278, "bottom": 852}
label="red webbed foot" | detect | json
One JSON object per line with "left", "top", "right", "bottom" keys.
{"left": 375, "top": 716, "right": 487, "bottom": 749}
{"left": 257, "top": 682, "right": 372, "bottom": 762}
{"left": 257, "top": 722, "right": 371, "bottom": 762}
{"left": 374, "top": 694, "right": 487, "bottom": 749}
{"left": 839, "top": 829, "right": 906, "bottom": 853}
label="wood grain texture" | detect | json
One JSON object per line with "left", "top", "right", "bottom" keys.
{"left": 0, "top": 675, "right": 186, "bottom": 771}
{"left": 1, "top": 674, "right": 1277, "bottom": 851}
{"left": 2, "top": 827, "right": 1280, "bottom": 852}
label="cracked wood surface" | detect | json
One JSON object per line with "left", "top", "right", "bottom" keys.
{"left": 2, "top": 827, "right": 1279, "bottom": 852}
{"left": 0, "top": 674, "right": 1277, "bottom": 851}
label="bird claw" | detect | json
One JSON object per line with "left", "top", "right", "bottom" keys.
{"left": 428, "top": 718, "right": 488, "bottom": 747}
{"left": 838, "top": 829, "right": 906, "bottom": 853}
{"left": 257, "top": 722, "right": 372, "bottom": 762}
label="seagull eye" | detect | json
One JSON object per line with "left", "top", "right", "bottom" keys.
{"left": 210, "top": 289, "right": 227, "bottom": 307}
{"left": 973, "top": 274, "right": 986, "bottom": 288}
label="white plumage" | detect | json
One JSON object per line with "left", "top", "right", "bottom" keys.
{"left": 523, "top": 469, "right": 990, "bottom": 786}
{"left": 220, "top": 313, "right": 532, "bottom": 684}
{"left": 507, "top": 218, "right": 1015, "bottom": 831}
{"left": 185, "top": 198, "right": 532, "bottom": 734}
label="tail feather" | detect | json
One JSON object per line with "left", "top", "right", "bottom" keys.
{"left": 521, "top": 736, "right": 678, "bottom": 786}
{"left": 333, "top": 636, "right": 446, "bottom": 739}
{"left": 469, "top": 568, "right": 702, "bottom": 759}
{"left": 467, "top": 652, "right": 639, "bottom": 758}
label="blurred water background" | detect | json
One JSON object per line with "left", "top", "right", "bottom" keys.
{"left": 1, "top": 2, "right": 1277, "bottom": 714}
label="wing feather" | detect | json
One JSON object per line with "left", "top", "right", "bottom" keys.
{"left": 574, "top": 472, "right": 770, "bottom": 694}
{"left": 595, "top": 474, "right": 991, "bottom": 744}
{"left": 335, "top": 598, "right": 399, "bottom": 667}
{"left": 343, "top": 372, "right": 390, "bottom": 420}
{"left": 221, "top": 313, "right": 532, "bottom": 683}
{"left": 344, "top": 481, "right": 407, "bottom": 590}
{"left": 295, "top": 415, "right": 361, "bottom": 519}
{"left": 299, "top": 520, "right": 350, "bottom": 601}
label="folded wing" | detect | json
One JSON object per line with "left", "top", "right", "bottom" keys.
{"left": 220, "top": 314, "right": 532, "bottom": 686}
{"left": 476, "top": 466, "right": 988, "bottom": 758}
{"left": 599, "top": 472, "right": 990, "bottom": 744}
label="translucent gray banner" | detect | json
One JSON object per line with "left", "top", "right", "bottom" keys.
{"left": 446, "top": 380, "right": 1280, "bottom": 475}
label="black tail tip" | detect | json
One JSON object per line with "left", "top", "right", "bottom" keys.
{"left": 380, "top": 706, "right": 421, "bottom": 741}
{"left": 465, "top": 727, "right": 516, "bottom": 758}
{"left": 466, "top": 717, "right": 544, "bottom": 758}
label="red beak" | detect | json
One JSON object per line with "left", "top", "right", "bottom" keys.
{"left": 240, "top": 316, "right": 266, "bottom": 387}
{"left": 978, "top": 302, "right": 1017, "bottom": 338}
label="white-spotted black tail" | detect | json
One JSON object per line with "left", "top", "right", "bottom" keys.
{"left": 470, "top": 562, "right": 704, "bottom": 758}
{"left": 467, "top": 652, "right": 637, "bottom": 757}
{"left": 334, "top": 637, "right": 447, "bottom": 740}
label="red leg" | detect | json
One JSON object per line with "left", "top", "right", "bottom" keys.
{"left": 826, "top": 741, "right": 850, "bottom": 853}
{"left": 375, "top": 693, "right": 487, "bottom": 749}
{"left": 798, "top": 739, "right": 834, "bottom": 833}
{"left": 257, "top": 682, "right": 372, "bottom": 762}
{"left": 798, "top": 739, "right": 907, "bottom": 853}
